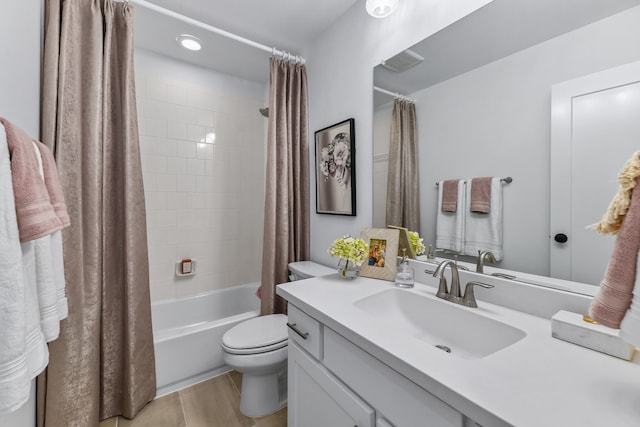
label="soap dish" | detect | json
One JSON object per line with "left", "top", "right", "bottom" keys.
{"left": 551, "top": 310, "right": 636, "bottom": 360}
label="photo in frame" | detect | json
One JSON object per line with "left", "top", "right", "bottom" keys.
{"left": 315, "top": 118, "right": 356, "bottom": 215}
{"left": 359, "top": 227, "right": 399, "bottom": 281}
{"left": 387, "top": 225, "right": 416, "bottom": 259}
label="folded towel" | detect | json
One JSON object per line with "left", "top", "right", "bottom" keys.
{"left": 35, "top": 141, "right": 70, "bottom": 228}
{"left": 33, "top": 235, "right": 60, "bottom": 342}
{"left": 470, "top": 177, "right": 492, "bottom": 213}
{"left": 0, "top": 123, "right": 31, "bottom": 414}
{"left": 589, "top": 177, "right": 640, "bottom": 329}
{"left": 463, "top": 177, "right": 503, "bottom": 260}
{"left": 21, "top": 241, "right": 50, "bottom": 378}
{"left": 436, "top": 180, "right": 465, "bottom": 252}
{"left": 0, "top": 125, "right": 49, "bottom": 414}
{"left": 619, "top": 246, "right": 640, "bottom": 348}
{"left": 0, "top": 117, "right": 61, "bottom": 242}
{"left": 590, "top": 151, "right": 640, "bottom": 235}
{"left": 50, "top": 230, "right": 68, "bottom": 321}
{"left": 441, "top": 179, "right": 459, "bottom": 212}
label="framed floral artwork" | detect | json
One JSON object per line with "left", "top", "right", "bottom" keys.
{"left": 315, "top": 118, "right": 356, "bottom": 215}
{"left": 359, "top": 227, "right": 399, "bottom": 281}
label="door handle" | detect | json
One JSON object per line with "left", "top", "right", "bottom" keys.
{"left": 554, "top": 233, "right": 568, "bottom": 243}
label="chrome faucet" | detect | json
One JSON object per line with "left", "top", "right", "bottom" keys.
{"left": 427, "top": 246, "right": 448, "bottom": 260}
{"left": 432, "top": 260, "right": 462, "bottom": 303}
{"left": 475, "top": 250, "right": 496, "bottom": 273}
{"left": 430, "top": 260, "right": 494, "bottom": 308}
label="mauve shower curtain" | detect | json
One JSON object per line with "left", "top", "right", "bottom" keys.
{"left": 38, "top": 0, "right": 156, "bottom": 424}
{"left": 386, "top": 99, "right": 420, "bottom": 231}
{"left": 261, "top": 58, "right": 310, "bottom": 315}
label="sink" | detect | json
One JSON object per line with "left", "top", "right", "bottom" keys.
{"left": 353, "top": 289, "right": 526, "bottom": 359}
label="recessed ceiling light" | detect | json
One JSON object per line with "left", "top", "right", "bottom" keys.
{"left": 366, "top": 0, "right": 399, "bottom": 18}
{"left": 176, "top": 34, "right": 202, "bottom": 51}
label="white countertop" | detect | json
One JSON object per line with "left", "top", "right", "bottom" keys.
{"left": 277, "top": 275, "right": 640, "bottom": 427}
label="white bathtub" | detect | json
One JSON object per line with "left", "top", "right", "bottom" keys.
{"left": 151, "top": 283, "right": 260, "bottom": 396}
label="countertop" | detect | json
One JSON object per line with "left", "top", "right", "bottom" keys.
{"left": 277, "top": 275, "right": 640, "bottom": 427}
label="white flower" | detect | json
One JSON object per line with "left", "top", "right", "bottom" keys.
{"left": 333, "top": 140, "right": 349, "bottom": 167}
{"left": 321, "top": 147, "right": 330, "bottom": 162}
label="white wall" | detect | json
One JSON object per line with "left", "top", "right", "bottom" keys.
{"left": 306, "top": 0, "right": 493, "bottom": 267}
{"left": 0, "top": 1, "right": 41, "bottom": 426}
{"left": 411, "top": 6, "right": 640, "bottom": 276}
{"left": 135, "top": 49, "right": 268, "bottom": 301}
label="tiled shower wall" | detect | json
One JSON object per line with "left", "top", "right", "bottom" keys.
{"left": 135, "top": 49, "right": 268, "bottom": 302}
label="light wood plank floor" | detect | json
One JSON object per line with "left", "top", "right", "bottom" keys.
{"left": 99, "top": 371, "right": 287, "bottom": 427}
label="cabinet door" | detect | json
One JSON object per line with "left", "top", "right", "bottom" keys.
{"left": 288, "top": 341, "right": 375, "bottom": 427}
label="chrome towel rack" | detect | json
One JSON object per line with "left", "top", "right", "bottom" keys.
{"left": 435, "top": 176, "right": 512, "bottom": 186}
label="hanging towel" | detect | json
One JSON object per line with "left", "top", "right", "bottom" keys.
{"left": 35, "top": 141, "right": 70, "bottom": 227}
{"left": 0, "top": 124, "right": 48, "bottom": 415}
{"left": 0, "top": 117, "right": 61, "bottom": 242}
{"left": 588, "top": 177, "right": 640, "bottom": 329}
{"left": 463, "top": 177, "right": 503, "bottom": 260}
{"left": 619, "top": 248, "right": 640, "bottom": 348}
{"left": 470, "top": 177, "right": 492, "bottom": 213}
{"left": 590, "top": 150, "right": 640, "bottom": 235}
{"left": 436, "top": 180, "right": 465, "bottom": 252}
{"left": 441, "top": 179, "right": 459, "bottom": 212}
{"left": 50, "top": 230, "right": 68, "bottom": 320}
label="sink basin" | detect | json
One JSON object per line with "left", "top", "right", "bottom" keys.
{"left": 353, "top": 289, "right": 526, "bottom": 359}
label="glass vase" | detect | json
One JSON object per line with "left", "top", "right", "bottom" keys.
{"left": 337, "top": 259, "right": 360, "bottom": 279}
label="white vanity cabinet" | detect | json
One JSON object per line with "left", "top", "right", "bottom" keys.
{"left": 287, "top": 304, "right": 467, "bottom": 427}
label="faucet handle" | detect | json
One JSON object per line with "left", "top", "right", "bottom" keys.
{"left": 462, "top": 281, "right": 494, "bottom": 308}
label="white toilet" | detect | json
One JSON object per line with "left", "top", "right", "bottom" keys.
{"left": 221, "top": 261, "right": 334, "bottom": 417}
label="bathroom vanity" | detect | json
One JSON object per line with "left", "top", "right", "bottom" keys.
{"left": 277, "top": 272, "right": 640, "bottom": 427}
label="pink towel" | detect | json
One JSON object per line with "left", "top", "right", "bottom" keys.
{"left": 589, "top": 177, "right": 640, "bottom": 329}
{"left": 35, "top": 141, "right": 70, "bottom": 228}
{"left": 470, "top": 177, "right": 492, "bottom": 213}
{"left": 0, "top": 117, "right": 62, "bottom": 242}
{"left": 441, "top": 180, "right": 459, "bottom": 212}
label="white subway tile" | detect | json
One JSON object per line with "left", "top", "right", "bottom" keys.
{"left": 157, "top": 138, "right": 178, "bottom": 157}
{"left": 156, "top": 174, "right": 177, "bottom": 192}
{"left": 168, "top": 120, "right": 187, "bottom": 140}
{"left": 166, "top": 157, "right": 187, "bottom": 175}
{"left": 177, "top": 175, "right": 196, "bottom": 192}
{"left": 178, "top": 106, "right": 198, "bottom": 125}
{"left": 197, "top": 110, "right": 215, "bottom": 127}
{"left": 186, "top": 193, "right": 205, "bottom": 209}
{"left": 146, "top": 79, "right": 168, "bottom": 101}
{"left": 187, "top": 124, "right": 207, "bottom": 142}
{"left": 166, "top": 192, "right": 188, "bottom": 210}
{"left": 145, "top": 118, "right": 168, "bottom": 137}
{"left": 139, "top": 135, "right": 157, "bottom": 155}
{"left": 187, "top": 158, "right": 205, "bottom": 176}
{"left": 156, "top": 210, "right": 177, "bottom": 228}
{"left": 167, "top": 84, "right": 188, "bottom": 105}
{"left": 177, "top": 140, "right": 196, "bottom": 158}
{"left": 146, "top": 191, "right": 167, "bottom": 210}
{"left": 196, "top": 175, "right": 214, "bottom": 193}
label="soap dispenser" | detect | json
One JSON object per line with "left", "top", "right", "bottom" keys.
{"left": 395, "top": 249, "right": 414, "bottom": 288}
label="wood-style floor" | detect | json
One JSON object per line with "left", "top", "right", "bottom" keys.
{"left": 99, "top": 371, "right": 287, "bottom": 427}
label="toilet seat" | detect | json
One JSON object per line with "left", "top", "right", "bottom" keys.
{"left": 222, "top": 314, "right": 288, "bottom": 355}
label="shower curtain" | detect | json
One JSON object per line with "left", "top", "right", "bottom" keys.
{"left": 386, "top": 99, "right": 420, "bottom": 232}
{"left": 38, "top": 0, "right": 156, "bottom": 424}
{"left": 261, "top": 58, "right": 310, "bottom": 315}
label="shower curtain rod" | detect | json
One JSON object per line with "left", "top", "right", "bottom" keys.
{"left": 373, "top": 85, "right": 414, "bottom": 103}
{"left": 126, "top": 0, "right": 305, "bottom": 64}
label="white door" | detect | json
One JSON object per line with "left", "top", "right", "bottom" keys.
{"left": 550, "top": 61, "right": 640, "bottom": 284}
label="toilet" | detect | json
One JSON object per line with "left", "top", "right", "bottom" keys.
{"left": 221, "top": 261, "right": 334, "bottom": 417}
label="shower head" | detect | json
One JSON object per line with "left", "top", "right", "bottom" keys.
{"left": 259, "top": 107, "right": 269, "bottom": 118}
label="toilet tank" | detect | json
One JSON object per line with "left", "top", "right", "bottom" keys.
{"left": 288, "top": 261, "right": 334, "bottom": 281}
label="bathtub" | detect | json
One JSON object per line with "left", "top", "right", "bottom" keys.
{"left": 151, "top": 283, "right": 260, "bottom": 396}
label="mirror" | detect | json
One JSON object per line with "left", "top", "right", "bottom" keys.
{"left": 373, "top": 0, "right": 640, "bottom": 286}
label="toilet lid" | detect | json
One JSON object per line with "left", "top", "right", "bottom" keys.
{"left": 222, "top": 314, "right": 288, "bottom": 352}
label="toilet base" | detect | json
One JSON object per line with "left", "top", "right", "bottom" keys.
{"left": 239, "top": 364, "right": 288, "bottom": 417}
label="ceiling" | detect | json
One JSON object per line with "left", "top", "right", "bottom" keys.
{"left": 373, "top": 0, "right": 640, "bottom": 106}
{"left": 132, "top": 0, "right": 360, "bottom": 83}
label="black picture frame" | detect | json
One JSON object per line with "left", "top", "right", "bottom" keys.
{"left": 314, "top": 118, "right": 356, "bottom": 216}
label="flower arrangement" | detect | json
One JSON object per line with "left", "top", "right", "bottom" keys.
{"left": 319, "top": 132, "right": 351, "bottom": 186}
{"left": 328, "top": 235, "right": 368, "bottom": 278}
{"left": 408, "top": 231, "right": 426, "bottom": 256}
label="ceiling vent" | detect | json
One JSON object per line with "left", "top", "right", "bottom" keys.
{"left": 381, "top": 49, "right": 424, "bottom": 72}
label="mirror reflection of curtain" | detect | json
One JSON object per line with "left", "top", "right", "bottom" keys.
{"left": 386, "top": 99, "right": 420, "bottom": 231}
{"left": 38, "top": 0, "right": 155, "bottom": 424}
{"left": 260, "top": 58, "right": 310, "bottom": 315}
